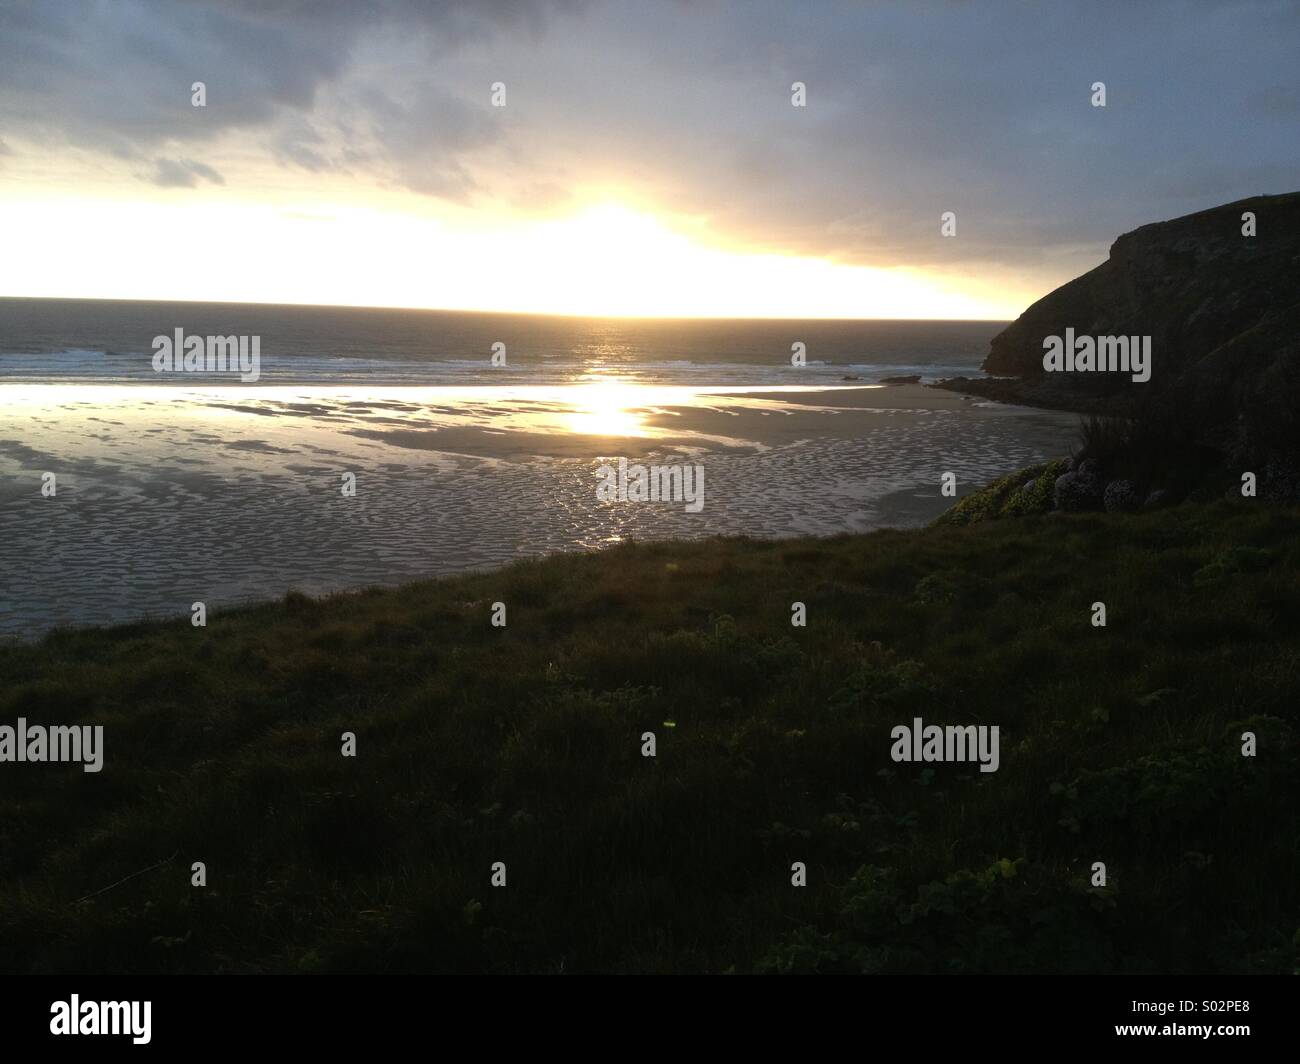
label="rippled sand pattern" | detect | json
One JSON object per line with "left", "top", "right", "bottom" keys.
{"left": 0, "top": 385, "right": 1076, "bottom": 637}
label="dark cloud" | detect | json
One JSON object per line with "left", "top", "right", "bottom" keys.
{"left": 0, "top": 0, "right": 576, "bottom": 171}
{"left": 490, "top": 0, "right": 1300, "bottom": 279}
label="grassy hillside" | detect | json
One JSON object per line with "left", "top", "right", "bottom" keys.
{"left": 2, "top": 500, "right": 1298, "bottom": 973}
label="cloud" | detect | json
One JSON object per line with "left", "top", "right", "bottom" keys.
{"left": 1250, "top": 85, "right": 1300, "bottom": 117}
{"left": 273, "top": 120, "right": 331, "bottom": 172}
{"left": 1, "top": 0, "right": 1297, "bottom": 288}
{"left": 148, "top": 157, "right": 226, "bottom": 188}
{"left": 0, "top": 0, "right": 575, "bottom": 181}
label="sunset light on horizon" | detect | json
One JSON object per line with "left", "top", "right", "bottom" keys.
{"left": 0, "top": 192, "right": 1028, "bottom": 319}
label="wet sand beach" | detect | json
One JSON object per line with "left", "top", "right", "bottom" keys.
{"left": 0, "top": 383, "right": 1077, "bottom": 636}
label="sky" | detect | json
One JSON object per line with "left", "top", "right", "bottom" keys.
{"left": 0, "top": 0, "right": 1297, "bottom": 319}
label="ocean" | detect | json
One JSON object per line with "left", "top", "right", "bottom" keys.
{"left": 0, "top": 298, "right": 1076, "bottom": 637}
{"left": 0, "top": 297, "right": 998, "bottom": 386}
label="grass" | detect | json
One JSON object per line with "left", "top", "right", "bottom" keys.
{"left": 1, "top": 499, "right": 1298, "bottom": 973}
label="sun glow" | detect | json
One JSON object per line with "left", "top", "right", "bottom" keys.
{"left": 0, "top": 188, "right": 1025, "bottom": 319}
{"left": 499, "top": 203, "right": 1011, "bottom": 319}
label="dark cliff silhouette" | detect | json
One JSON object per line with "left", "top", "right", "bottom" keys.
{"left": 942, "top": 191, "right": 1300, "bottom": 497}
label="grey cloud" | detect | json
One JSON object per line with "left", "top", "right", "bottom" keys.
{"left": 148, "top": 157, "right": 226, "bottom": 187}
{"left": 273, "top": 120, "right": 331, "bottom": 172}
{"left": 277, "top": 140, "right": 330, "bottom": 172}
{"left": 480, "top": 0, "right": 1300, "bottom": 278}
{"left": 0, "top": 0, "right": 577, "bottom": 186}
{"left": 1250, "top": 85, "right": 1300, "bottom": 117}
{"left": 0, "top": 3, "right": 351, "bottom": 158}
{"left": 348, "top": 81, "right": 503, "bottom": 200}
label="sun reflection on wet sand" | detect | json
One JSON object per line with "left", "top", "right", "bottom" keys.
{"left": 562, "top": 378, "right": 650, "bottom": 437}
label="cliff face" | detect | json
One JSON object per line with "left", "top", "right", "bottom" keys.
{"left": 982, "top": 192, "right": 1300, "bottom": 458}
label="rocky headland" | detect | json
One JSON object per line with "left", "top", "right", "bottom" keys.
{"left": 934, "top": 191, "right": 1300, "bottom": 512}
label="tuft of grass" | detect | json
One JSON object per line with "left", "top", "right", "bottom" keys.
{"left": 1075, "top": 414, "right": 1136, "bottom": 465}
